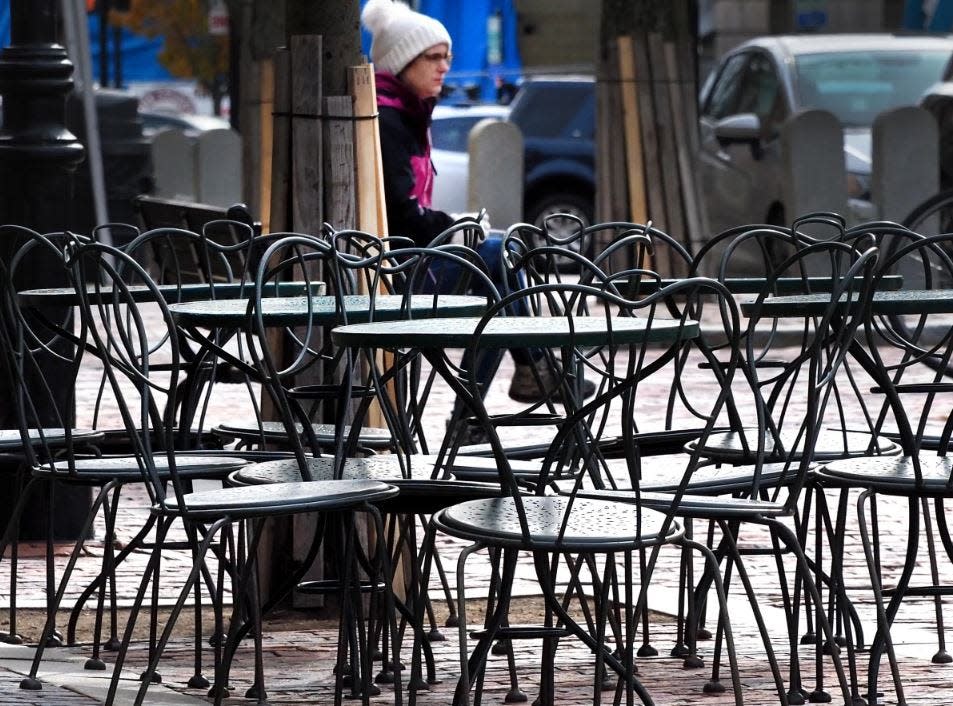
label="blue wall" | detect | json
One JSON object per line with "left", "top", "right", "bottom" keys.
{"left": 0, "top": 2, "right": 169, "bottom": 85}
{"left": 360, "top": 0, "right": 522, "bottom": 103}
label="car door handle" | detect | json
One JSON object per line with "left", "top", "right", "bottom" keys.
{"left": 716, "top": 149, "right": 732, "bottom": 163}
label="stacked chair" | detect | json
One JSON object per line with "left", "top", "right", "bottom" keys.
{"left": 660, "top": 219, "right": 890, "bottom": 703}
{"left": 496, "top": 215, "right": 884, "bottom": 703}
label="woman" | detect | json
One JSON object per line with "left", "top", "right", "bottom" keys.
{"left": 362, "top": 0, "right": 592, "bottom": 406}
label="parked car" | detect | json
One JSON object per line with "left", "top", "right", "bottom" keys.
{"left": 506, "top": 75, "right": 596, "bottom": 231}
{"left": 139, "top": 110, "right": 231, "bottom": 140}
{"left": 430, "top": 103, "right": 510, "bottom": 214}
{"left": 919, "top": 79, "right": 953, "bottom": 191}
{"left": 430, "top": 77, "right": 596, "bottom": 231}
{"left": 699, "top": 33, "right": 953, "bottom": 233}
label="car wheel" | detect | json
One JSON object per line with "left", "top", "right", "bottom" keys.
{"left": 528, "top": 192, "right": 594, "bottom": 235}
{"left": 527, "top": 192, "right": 595, "bottom": 268}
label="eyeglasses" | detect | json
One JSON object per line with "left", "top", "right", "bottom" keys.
{"left": 419, "top": 51, "right": 452, "bottom": 66}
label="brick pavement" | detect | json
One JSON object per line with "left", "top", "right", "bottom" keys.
{"left": 0, "top": 315, "right": 950, "bottom": 703}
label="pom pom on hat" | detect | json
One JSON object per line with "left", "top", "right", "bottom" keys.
{"left": 361, "top": 0, "right": 452, "bottom": 75}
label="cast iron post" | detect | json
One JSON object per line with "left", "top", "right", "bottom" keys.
{"left": 0, "top": 0, "right": 90, "bottom": 544}
{"left": 0, "top": 0, "right": 85, "bottom": 238}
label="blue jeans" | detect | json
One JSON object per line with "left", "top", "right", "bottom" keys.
{"left": 420, "top": 235, "right": 532, "bottom": 404}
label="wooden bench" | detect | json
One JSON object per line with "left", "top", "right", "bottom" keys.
{"left": 134, "top": 195, "right": 262, "bottom": 283}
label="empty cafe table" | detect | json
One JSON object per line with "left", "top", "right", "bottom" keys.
{"left": 18, "top": 280, "right": 325, "bottom": 307}
{"left": 168, "top": 293, "right": 488, "bottom": 329}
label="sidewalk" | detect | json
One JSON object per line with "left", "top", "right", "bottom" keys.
{"left": 0, "top": 339, "right": 950, "bottom": 703}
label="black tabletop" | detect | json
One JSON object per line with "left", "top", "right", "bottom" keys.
{"left": 332, "top": 315, "right": 698, "bottom": 350}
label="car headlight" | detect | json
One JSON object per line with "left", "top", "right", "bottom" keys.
{"left": 846, "top": 172, "right": 870, "bottom": 200}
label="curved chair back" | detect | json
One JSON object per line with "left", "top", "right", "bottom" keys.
{"left": 460, "top": 279, "right": 725, "bottom": 545}
{"left": 864, "top": 231, "right": 953, "bottom": 477}
{"left": 0, "top": 228, "right": 89, "bottom": 475}
{"left": 729, "top": 238, "right": 883, "bottom": 506}
{"left": 67, "top": 239, "right": 191, "bottom": 510}
{"left": 378, "top": 244, "right": 503, "bottom": 457}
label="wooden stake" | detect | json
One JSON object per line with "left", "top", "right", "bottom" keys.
{"left": 632, "top": 36, "right": 665, "bottom": 233}
{"left": 291, "top": 35, "right": 324, "bottom": 235}
{"left": 616, "top": 35, "right": 647, "bottom": 225}
{"left": 269, "top": 49, "right": 292, "bottom": 234}
{"left": 664, "top": 39, "right": 703, "bottom": 262}
{"left": 348, "top": 63, "right": 388, "bottom": 237}
{"left": 258, "top": 57, "right": 275, "bottom": 234}
{"left": 347, "top": 63, "right": 391, "bottom": 429}
{"left": 323, "top": 95, "right": 356, "bottom": 229}
{"left": 648, "top": 33, "right": 686, "bottom": 274}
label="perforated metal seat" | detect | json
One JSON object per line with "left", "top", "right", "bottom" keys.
{"left": 438, "top": 496, "right": 680, "bottom": 551}
{"left": 164, "top": 479, "right": 398, "bottom": 518}
{"left": 33, "top": 455, "right": 248, "bottom": 481}
{"left": 212, "top": 420, "right": 394, "bottom": 450}
{"left": 818, "top": 455, "right": 953, "bottom": 494}
{"left": 687, "top": 428, "right": 900, "bottom": 463}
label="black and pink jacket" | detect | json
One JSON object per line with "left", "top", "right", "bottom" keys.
{"left": 376, "top": 72, "right": 453, "bottom": 246}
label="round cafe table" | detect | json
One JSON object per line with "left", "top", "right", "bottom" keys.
{"left": 168, "top": 293, "right": 488, "bottom": 329}
{"left": 18, "top": 280, "right": 325, "bottom": 307}
{"left": 331, "top": 314, "right": 696, "bottom": 350}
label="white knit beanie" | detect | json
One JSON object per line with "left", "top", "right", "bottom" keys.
{"left": 361, "top": 0, "right": 452, "bottom": 76}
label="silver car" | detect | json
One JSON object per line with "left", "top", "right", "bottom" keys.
{"left": 698, "top": 34, "right": 953, "bottom": 233}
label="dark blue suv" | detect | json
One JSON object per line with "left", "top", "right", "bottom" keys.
{"left": 507, "top": 76, "right": 596, "bottom": 230}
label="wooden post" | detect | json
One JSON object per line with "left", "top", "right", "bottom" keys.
{"left": 323, "top": 95, "right": 356, "bottom": 229}
{"left": 258, "top": 57, "right": 275, "bottom": 233}
{"left": 269, "top": 49, "right": 292, "bottom": 233}
{"left": 664, "top": 40, "right": 703, "bottom": 262}
{"left": 632, "top": 37, "right": 665, "bottom": 235}
{"left": 348, "top": 63, "right": 388, "bottom": 237}
{"left": 616, "top": 35, "right": 647, "bottom": 226}
{"left": 290, "top": 35, "right": 324, "bottom": 235}
{"left": 348, "top": 63, "right": 391, "bottom": 429}
{"left": 647, "top": 33, "right": 685, "bottom": 276}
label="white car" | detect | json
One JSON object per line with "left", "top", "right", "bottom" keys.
{"left": 430, "top": 103, "right": 511, "bottom": 214}
{"left": 139, "top": 110, "right": 232, "bottom": 140}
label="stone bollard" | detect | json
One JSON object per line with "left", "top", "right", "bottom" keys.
{"left": 781, "top": 108, "right": 848, "bottom": 228}
{"left": 872, "top": 105, "right": 938, "bottom": 226}
{"left": 467, "top": 118, "right": 523, "bottom": 229}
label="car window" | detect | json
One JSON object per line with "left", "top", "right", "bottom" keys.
{"left": 735, "top": 53, "right": 786, "bottom": 132}
{"left": 703, "top": 53, "right": 749, "bottom": 120}
{"left": 515, "top": 83, "right": 594, "bottom": 138}
{"left": 431, "top": 116, "right": 491, "bottom": 153}
{"left": 796, "top": 50, "right": 951, "bottom": 127}
{"left": 566, "top": 90, "right": 596, "bottom": 139}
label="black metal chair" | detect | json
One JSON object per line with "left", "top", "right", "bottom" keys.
{"left": 679, "top": 235, "right": 883, "bottom": 703}
{"left": 49, "top": 224, "right": 296, "bottom": 663}
{"left": 232, "top": 236, "right": 509, "bottom": 692}
{"left": 0, "top": 227, "right": 104, "bottom": 648}
{"left": 408, "top": 279, "right": 739, "bottom": 705}
{"left": 0, "top": 227, "right": 252, "bottom": 691}
{"left": 504, "top": 216, "right": 692, "bottom": 282}
{"left": 813, "top": 231, "right": 953, "bottom": 705}
{"left": 49, "top": 238, "right": 399, "bottom": 706}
